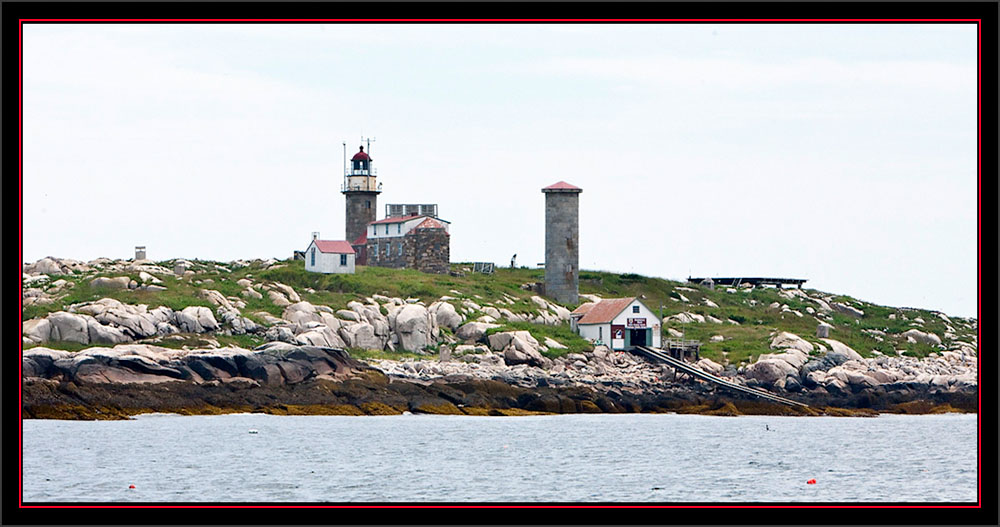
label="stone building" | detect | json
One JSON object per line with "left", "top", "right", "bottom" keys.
{"left": 341, "top": 140, "right": 452, "bottom": 274}
{"left": 542, "top": 181, "right": 582, "bottom": 305}
{"left": 364, "top": 215, "right": 450, "bottom": 274}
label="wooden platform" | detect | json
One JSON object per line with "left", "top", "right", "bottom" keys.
{"left": 659, "top": 339, "right": 701, "bottom": 362}
{"left": 687, "top": 276, "right": 807, "bottom": 289}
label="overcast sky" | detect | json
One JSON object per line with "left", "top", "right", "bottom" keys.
{"left": 21, "top": 23, "right": 978, "bottom": 317}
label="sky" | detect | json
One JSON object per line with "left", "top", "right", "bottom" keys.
{"left": 21, "top": 23, "right": 978, "bottom": 318}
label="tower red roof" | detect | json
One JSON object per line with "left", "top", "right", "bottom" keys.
{"left": 542, "top": 181, "right": 582, "bottom": 191}
{"left": 351, "top": 146, "right": 371, "bottom": 161}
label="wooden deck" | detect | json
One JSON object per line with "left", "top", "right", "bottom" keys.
{"left": 687, "top": 276, "right": 807, "bottom": 289}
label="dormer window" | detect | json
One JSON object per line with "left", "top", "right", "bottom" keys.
{"left": 632, "top": 305, "right": 640, "bottom": 313}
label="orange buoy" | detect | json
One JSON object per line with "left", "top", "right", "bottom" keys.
{"left": 129, "top": 484, "right": 136, "bottom": 489}
{"left": 806, "top": 479, "right": 816, "bottom": 485}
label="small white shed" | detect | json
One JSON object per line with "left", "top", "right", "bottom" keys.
{"left": 571, "top": 297, "right": 661, "bottom": 351}
{"left": 305, "top": 239, "right": 356, "bottom": 274}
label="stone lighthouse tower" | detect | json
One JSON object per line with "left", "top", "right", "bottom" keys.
{"left": 541, "top": 181, "right": 582, "bottom": 305}
{"left": 342, "top": 143, "right": 382, "bottom": 245}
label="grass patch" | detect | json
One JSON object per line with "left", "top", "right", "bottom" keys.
{"left": 345, "top": 348, "right": 431, "bottom": 361}
{"left": 483, "top": 321, "right": 592, "bottom": 357}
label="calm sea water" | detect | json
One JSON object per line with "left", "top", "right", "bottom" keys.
{"left": 21, "top": 413, "right": 977, "bottom": 503}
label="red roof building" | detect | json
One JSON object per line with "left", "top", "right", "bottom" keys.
{"left": 306, "top": 238, "right": 356, "bottom": 274}
{"left": 571, "top": 297, "right": 661, "bottom": 350}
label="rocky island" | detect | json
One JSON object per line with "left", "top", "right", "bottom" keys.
{"left": 21, "top": 256, "right": 978, "bottom": 419}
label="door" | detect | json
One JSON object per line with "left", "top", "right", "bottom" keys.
{"left": 629, "top": 328, "right": 648, "bottom": 348}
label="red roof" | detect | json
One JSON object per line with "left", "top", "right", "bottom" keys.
{"left": 369, "top": 215, "right": 452, "bottom": 226}
{"left": 570, "top": 302, "right": 596, "bottom": 317}
{"left": 352, "top": 231, "right": 367, "bottom": 246}
{"left": 412, "top": 217, "right": 446, "bottom": 230}
{"left": 351, "top": 147, "right": 370, "bottom": 161}
{"left": 311, "top": 240, "right": 355, "bottom": 254}
{"left": 577, "top": 297, "right": 637, "bottom": 324}
{"left": 542, "top": 181, "right": 582, "bottom": 191}
{"left": 370, "top": 215, "right": 419, "bottom": 225}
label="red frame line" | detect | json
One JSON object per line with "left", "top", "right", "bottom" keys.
{"left": 18, "top": 17, "right": 983, "bottom": 510}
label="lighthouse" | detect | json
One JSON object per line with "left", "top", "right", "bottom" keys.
{"left": 342, "top": 142, "right": 382, "bottom": 246}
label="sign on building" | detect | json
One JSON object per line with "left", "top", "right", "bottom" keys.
{"left": 626, "top": 318, "right": 647, "bottom": 328}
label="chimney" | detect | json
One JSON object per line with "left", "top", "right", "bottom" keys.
{"left": 312, "top": 232, "right": 320, "bottom": 240}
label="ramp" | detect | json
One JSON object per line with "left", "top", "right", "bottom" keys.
{"left": 632, "top": 346, "right": 811, "bottom": 409}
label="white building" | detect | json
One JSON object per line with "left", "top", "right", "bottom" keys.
{"left": 305, "top": 237, "right": 356, "bottom": 274}
{"left": 570, "top": 297, "right": 661, "bottom": 350}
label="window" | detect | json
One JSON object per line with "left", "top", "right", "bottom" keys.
{"left": 340, "top": 254, "right": 347, "bottom": 266}
{"left": 632, "top": 305, "right": 640, "bottom": 313}
{"left": 366, "top": 200, "right": 371, "bottom": 209}
{"left": 398, "top": 243, "right": 403, "bottom": 256}
{"left": 310, "top": 248, "right": 315, "bottom": 267}
{"left": 397, "top": 224, "right": 401, "bottom": 234}
{"left": 599, "top": 327, "right": 603, "bottom": 340}
{"left": 373, "top": 244, "right": 378, "bottom": 259}
{"left": 385, "top": 225, "right": 389, "bottom": 235}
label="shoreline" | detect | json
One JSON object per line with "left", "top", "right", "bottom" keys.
{"left": 21, "top": 374, "right": 976, "bottom": 421}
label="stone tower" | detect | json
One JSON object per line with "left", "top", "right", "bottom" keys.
{"left": 342, "top": 144, "right": 382, "bottom": 245}
{"left": 542, "top": 181, "right": 582, "bottom": 305}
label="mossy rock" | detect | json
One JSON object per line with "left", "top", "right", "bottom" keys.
{"left": 822, "top": 406, "right": 880, "bottom": 417}
{"left": 577, "top": 400, "right": 602, "bottom": 413}
{"left": 359, "top": 401, "right": 403, "bottom": 415}
{"left": 459, "top": 406, "right": 491, "bottom": 416}
{"left": 888, "top": 400, "right": 934, "bottom": 414}
{"left": 525, "top": 394, "right": 562, "bottom": 413}
{"left": 674, "top": 403, "right": 711, "bottom": 414}
{"left": 928, "top": 404, "right": 967, "bottom": 414}
{"left": 412, "top": 401, "right": 463, "bottom": 415}
{"left": 487, "top": 408, "right": 552, "bottom": 416}
{"left": 704, "top": 401, "right": 742, "bottom": 416}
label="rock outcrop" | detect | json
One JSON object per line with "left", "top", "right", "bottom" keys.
{"left": 22, "top": 344, "right": 367, "bottom": 385}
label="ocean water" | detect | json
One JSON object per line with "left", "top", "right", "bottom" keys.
{"left": 21, "top": 413, "right": 977, "bottom": 503}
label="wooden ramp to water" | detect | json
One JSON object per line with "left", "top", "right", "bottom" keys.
{"left": 632, "top": 346, "right": 811, "bottom": 409}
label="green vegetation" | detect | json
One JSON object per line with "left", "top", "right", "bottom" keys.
{"left": 345, "top": 348, "right": 429, "bottom": 361}
{"left": 23, "top": 257, "right": 976, "bottom": 366}
{"left": 483, "top": 320, "right": 593, "bottom": 358}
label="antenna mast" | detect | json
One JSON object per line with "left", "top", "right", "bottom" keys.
{"left": 342, "top": 141, "right": 347, "bottom": 185}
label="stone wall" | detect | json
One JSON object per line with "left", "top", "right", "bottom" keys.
{"left": 543, "top": 191, "right": 580, "bottom": 304}
{"left": 344, "top": 192, "right": 378, "bottom": 244}
{"left": 409, "top": 228, "right": 450, "bottom": 274}
{"left": 365, "top": 228, "right": 450, "bottom": 274}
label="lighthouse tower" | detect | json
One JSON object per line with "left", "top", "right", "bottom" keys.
{"left": 342, "top": 143, "right": 382, "bottom": 246}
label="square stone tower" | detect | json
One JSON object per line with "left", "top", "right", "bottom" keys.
{"left": 542, "top": 181, "right": 582, "bottom": 305}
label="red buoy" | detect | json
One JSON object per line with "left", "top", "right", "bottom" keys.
{"left": 129, "top": 484, "right": 136, "bottom": 489}
{"left": 806, "top": 479, "right": 816, "bottom": 485}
